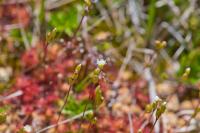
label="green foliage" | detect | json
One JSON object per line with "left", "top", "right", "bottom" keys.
{"left": 49, "top": 5, "right": 80, "bottom": 36}
{"left": 0, "top": 106, "right": 10, "bottom": 124}
{"left": 9, "top": 29, "right": 21, "bottom": 41}
{"left": 96, "top": 42, "right": 111, "bottom": 52}
{"left": 178, "top": 49, "right": 200, "bottom": 83}
{"left": 85, "top": 112, "right": 97, "bottom": 124}
{"left": 75, "top": 76, "right": 90, "bottom": 92}
{"left": 146, "top": 0, "right": 156, "bottom": 41}
{"left": 9, "top": 29, "right": 32, "bottom": 47}
{"left": 75, "top": 66, "right": 104, "bottom": 92}
{"left": 63, "top": 96, "right": 92, "bottom": 116}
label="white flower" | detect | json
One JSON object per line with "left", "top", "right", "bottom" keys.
{"left": 154, "top": 96, "right": 161, "bottom": 101}
{"left": 23, "top": 125, "right": 32, "bottom": 132}
{"left": 97, "top": 59, "right": 106, "bottom": 68}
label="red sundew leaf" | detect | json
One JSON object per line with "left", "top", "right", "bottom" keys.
{"left": 97, "top": 115, "right": 129, "bottom": 132}
{"left": 21, "top": 86, "right": 40, "bottom": 103}
{"left": 99, "top": 79, "right": 109, "bottom": 92}
{"left": 136, "top": 93, "right": 149, "bottom": 103}
{"left": 134, "top": 79, "right": 147, "bottom": 89}
{"left": 23, "top": 95, "right": 33, "bottom": 103}
{"left": 132, "top": 114, "right": 145, "bottom": 132}
{"left": 9, "top": 5, "right": 30, "bottom": 27}
{"left": 46, "top": 94, "right": 58, "bottom": 103}
{"left": 37, "top": 98, "right": 47, "bottom": 107}
{"left": 16, "top": 76, "right": 32, "bottom": 88}
{"left": 143, "top": 128, "right": 152, "bottom": 133}
{"left": 54, "top": 59, "right": 75, "bottom": 74}
{"left": 132, "top": 114, "right": 153, "bottom": 133}
{"left": 16, "top": 8, "right": 30, "bottom": 27}
{"left": 44, "top": 66, "right": 54, "bottom": 77}
{"left": 22, "top": 105, "right": 34, "bottom": 115}
{"left": 21, "top": 48, "right": 39, "bottom": 68}
{"left": 135, "top": 92, "right": 149, "bottom": 108}
{"left": 0, "top": 4, "right": 30, "bottom": 28}
{"left": 15, "top": 76, "right": 41, "bottom": 103}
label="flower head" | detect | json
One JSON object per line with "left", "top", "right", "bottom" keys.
{"left": 154, "top": 96, "right": 161, "bottom": 101}
{"left": 23, "top": 125, "right": 32, "bottom": 132}
{"left": 97, "top": 59, "right": 106, "bottom": 69}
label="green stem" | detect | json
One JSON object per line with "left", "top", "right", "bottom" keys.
{"left": 75, "top": 75, "right": 91, "bottom": 92}
{"left": 54, "top": 85, "right": 73, "bottom": 132}
{"left": 150, "top": 118, "right": 158, "bottom": 133}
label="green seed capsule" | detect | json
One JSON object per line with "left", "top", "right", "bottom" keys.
{"left": 75, "top": 64, "right": 82, "bottom": 72}
{"left": 145, "top": 104, "right": 153, "bottom": 113}
{"left": 155, "top": 40, "right": 167, "bottom": 50}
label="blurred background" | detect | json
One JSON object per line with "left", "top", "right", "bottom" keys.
{"left": 0, "top": 0, "right": 200, "bottom": 133}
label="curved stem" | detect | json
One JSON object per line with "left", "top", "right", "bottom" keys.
{"left": 54, "top": 85, "right": 73, "bottom": 132}
{"left": 72, "top": 9, "right": 87, "bottom": 38}
{"left": 150, "top": 118, "right": 158, "bottom": 133}
{"left": 36, "top": 110, "right": 92, "bottom": 133}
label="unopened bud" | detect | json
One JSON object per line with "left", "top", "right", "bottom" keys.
{"left": 155, "top": 40, "right": 167, "bottom": 50}
{"left": 145, "top": 104, "right": 153, "bottom": 113}
{"left": 94, "top": 68, "right": 101, "bottom": 75}
{"left": 182, "top": 67, "right": 191, "bottom": 79}
{"left": 75, "top": 64, "right": 82, "bottom": 72}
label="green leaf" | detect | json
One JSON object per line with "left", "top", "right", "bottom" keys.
{"left": 75, "top": 76, "right": 90, "bottom": 92}
{"left": 63, "top": 96, "right": 92, "bottom": 116}
{"left": 146, "top": 0, "right": 156, "bottom": 41}
{"left": 178, "top": 49, "right": 200, "bottom": 83}
{"left": 85, "top": 111, "right": 97, "bottom": 124}
{"left": 49, "top": 5, "right": 79, "bottom": 36}
{"left": 0, "top": 106, "right": 9, "bottom": 124}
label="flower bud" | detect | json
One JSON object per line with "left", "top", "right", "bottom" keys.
{"left": 93, "top": 68, "right": 101, "bottom": 75}
{"left": 182, "top": 67, "right": 191, "bottom": 79}
{"left": 145, "top": 104, "right": 153, "bottom": 113}
{"left": 75, "top": 64, "right": 82, "bottom": 73}
{"left": 156, "top": 102, "right": 167, "bottom": 119}
{"left": 46, "top": 28, "right": 57, "bottom": 43}
{"left": 95, "top": 86, "right": 104, "bottom": 106}
{"left": 84, "top": 0, "right": 92, "bottom": 6}
{"left": 69, "top": 64, "right": 82, "bottom": 84}
{"left": 97, "top": 59, "right": 106, "bottom": 69}
{"left": 155, "top": 40, "right": 167, "bottom": 50}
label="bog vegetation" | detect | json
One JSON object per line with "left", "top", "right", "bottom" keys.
{"left": 0, "top": 0, "right": 200, "bottom": 133}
